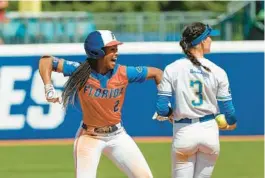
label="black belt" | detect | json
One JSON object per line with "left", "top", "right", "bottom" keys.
{"left": 82, "top": 123, "right": 119, "bottom": 134}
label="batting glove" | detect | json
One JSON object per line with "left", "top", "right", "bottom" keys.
{"left": 152, "top": 111, "right": 174, "bottom": 124}
{"left": 44, "top": 84, "right": 61, "bottom": 103}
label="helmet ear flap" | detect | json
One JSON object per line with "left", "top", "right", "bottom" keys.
{"left": 86, "top": 47, "right": 105, "bottom": 59}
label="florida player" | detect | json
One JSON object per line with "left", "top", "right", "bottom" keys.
{"left": 39, "top": 30, "right": 162, "bottom": 178}
{"left": 154, "top": 22, "right": 237, "bottom": 178}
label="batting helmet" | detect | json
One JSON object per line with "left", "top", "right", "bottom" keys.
{"left": 84, "top": 30, "right": 123, "bottom": 60}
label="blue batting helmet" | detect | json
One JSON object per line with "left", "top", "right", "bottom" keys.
{"left": 84, "top": 30, "right": 123, "bottom": 60}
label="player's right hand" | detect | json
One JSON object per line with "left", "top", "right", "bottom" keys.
{"left": 44, "top": 84, "right": 61, "bottom": 103}
{"left": 215, "top": 114, "right": 236, "bottom": 130}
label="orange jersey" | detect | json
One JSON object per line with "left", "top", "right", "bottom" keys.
{"left": 63, "top": 61, "right": 148, "bottom": 128}
{"left": 78, "top": 65, "right": 127, "bottom": 127}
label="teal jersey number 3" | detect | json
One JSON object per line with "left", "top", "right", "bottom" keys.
{"left": 190, "top": 80, "right": 203, "bottom": 106}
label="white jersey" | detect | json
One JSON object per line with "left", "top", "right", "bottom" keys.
{"left": 158, "top": 57, "right": 232, "bottom": 120}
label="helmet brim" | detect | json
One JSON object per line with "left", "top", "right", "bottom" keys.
{"left": 105, "top": 40, "right": 123, "bottom": 47}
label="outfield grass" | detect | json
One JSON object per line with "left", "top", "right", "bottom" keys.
{"left": 0, "top": 141, "right": 263, "bottom": 178}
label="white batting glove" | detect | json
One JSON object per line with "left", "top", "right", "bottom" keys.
{"left": 44, "top": 84, "right": 61, "bottom": 103}
{"left": 152, "top": 112, "right": 170, "bottom": 121}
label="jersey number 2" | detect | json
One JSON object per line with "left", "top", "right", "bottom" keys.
{"left": 114, "top": 100, "right": 120, "bottom": 112}
{"left": 190, "top": 80, "right": 203, "bottom": 106}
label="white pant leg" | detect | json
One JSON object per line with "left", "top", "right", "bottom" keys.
{"left": 172, "top": 123, "right": 200, "bottom": 178}
{"left": 171, "top": 150, "right": 196, "bottom": 178}
{"left": 104, "top": 129, "right": 153, "bottom": 178}
{"left": 194, "top": 152, "right": 218, "bottom": 178}
{"left": 194, "top": 120, "right": 220, "bottom": 178}
{"left": 74, "top": 129, "right": 106, "bottom": 178}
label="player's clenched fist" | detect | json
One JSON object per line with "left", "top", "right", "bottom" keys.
{"left": 44, "top": 84, "right": 61, "bottom": 103}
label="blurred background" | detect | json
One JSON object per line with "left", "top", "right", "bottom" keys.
{"left": 0, "top": 1, "right": 264, "bottom": 178}
{"left": 0, "top": 0, "right": 264, "bottom": 44}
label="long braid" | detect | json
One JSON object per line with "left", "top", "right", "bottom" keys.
{"left": 62, "top": 59, "right": 97, "bottom": 108}
{"left": 185, "top": 46, "right": 211, "bottom": 72}
{"left": 179, "top": 22, "right": 211, "bottom": 72}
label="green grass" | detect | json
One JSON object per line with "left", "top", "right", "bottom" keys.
{"left": 0, "top": 141, "right": 263, "bottom": 178}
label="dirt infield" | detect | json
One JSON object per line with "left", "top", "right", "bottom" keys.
{"left": 0, "top": 135, "right": 263, "bottom": 146}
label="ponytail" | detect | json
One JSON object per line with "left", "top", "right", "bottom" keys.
{"left": 179, "top": 39, "right": 211, "bottom": 72}
{"left": 62, "top": 59, "right": 96, "bottom": 108}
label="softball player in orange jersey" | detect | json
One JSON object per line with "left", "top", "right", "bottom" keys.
{"left": 39, "top": 30, "right": 162, "bottom": 178}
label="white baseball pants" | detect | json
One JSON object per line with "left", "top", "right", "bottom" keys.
{"left": 74, "top": 126, "right": 153, "bottom": 178}
{"left": 172, "top": 119, "right": 220, "bottom": 178}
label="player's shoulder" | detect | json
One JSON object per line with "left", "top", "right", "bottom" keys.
{"left": 165, "top": 58, "right": 189, "bottom": 71}
{"left": 64, "top": 59, "right": 81, "bottom": 68}
{"left": 203, "top": 58, "right": 227, "bottom": 76}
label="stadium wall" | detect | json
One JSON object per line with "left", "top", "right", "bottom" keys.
{"left": 0, "top": 41, "right": 264, "bottom": 139}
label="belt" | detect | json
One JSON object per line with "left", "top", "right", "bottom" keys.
{"left": 174, "top": 114, "right": 215, "bottom": 124}
{"left": 82, "top": 123, "right": 119, "bottom": 134}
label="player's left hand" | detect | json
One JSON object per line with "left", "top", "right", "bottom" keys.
{"left": 44, "top": 84, "right": 61, "bottom": 103}
{"left": 152, "top": 112, "right": 174, "bottom": 123}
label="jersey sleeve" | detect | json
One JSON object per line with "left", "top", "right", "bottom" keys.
{"left": 158, "top": 66, "right": 173, "bottom": 96}
{"left": 217, "top": 70, "right": 232, "bottom": 101}
{"left": 62, "top": 60, "right": 80, "bottom": 76}
{"left": 126, "top": 66, "right": 148, "bottom": 83}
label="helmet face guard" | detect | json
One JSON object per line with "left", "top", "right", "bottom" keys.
{"left": 84, "top": 30, "right": 123, "bottom": 60}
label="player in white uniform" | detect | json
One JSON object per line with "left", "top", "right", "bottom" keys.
{"left": 155, "top": 22, "right": 237, "bottom": 178}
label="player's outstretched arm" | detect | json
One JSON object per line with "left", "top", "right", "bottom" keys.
{"left": 39, "top": 55, "right": 64, "bottom": 103}
{"left": 146, "top": 67, "right": 163, "bottom": 85}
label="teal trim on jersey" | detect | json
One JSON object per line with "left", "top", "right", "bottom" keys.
{"left": 90, "top": 64, "right": 119, "bottom": 88}
{"left": 62, "top": 60, "right": 80, "bottom": 76}
{"left": 190, "top": 80, "right": 203, "bottom": 106}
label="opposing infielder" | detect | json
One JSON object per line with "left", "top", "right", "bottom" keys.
{"left": 154, "top": 22, "right": 237, "bottom": 178}
{"left": 39, "top": 30, "right": 163, "bottom": 178}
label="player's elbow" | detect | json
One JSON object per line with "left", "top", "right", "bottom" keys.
{"left": 39, "top": 55, "right": 53, "bottom": 73}
{"left": 39, "top": 55, "right": 53, "bottom": 66}
{"left": 147, "top": 67, "right": 163, "bottom": 84}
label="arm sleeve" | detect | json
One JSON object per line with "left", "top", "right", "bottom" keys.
{"left": 156, "top": 95, "right": 172, "bottom": 116}
{"left": 126, "top": 66, "right": 148, "bottom": 83}
{"left": 157, "top": 66, "right": 173, "bottom": 96}
{"left": 62, "top": 60, "right": 80, "bottom": 76}
{"left": 218, "top": 100, "right": 237, "bottom": 125}
{"left": 217, "top": 71, "right": 232, "bottom": 101}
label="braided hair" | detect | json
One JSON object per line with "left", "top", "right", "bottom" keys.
{"left": 179, "top": 22, "right": 211, "bottom": 72}
{"left": 62, "top": 59, "right": 97, "bottom": 108}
